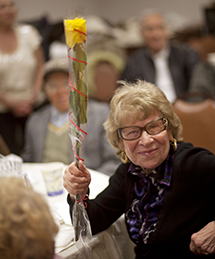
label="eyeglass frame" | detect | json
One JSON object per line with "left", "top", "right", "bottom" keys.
{"left": 117, "top": 117, "right": 168, "bottom": 141}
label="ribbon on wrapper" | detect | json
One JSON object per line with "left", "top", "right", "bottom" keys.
{"left": 64, "top": 9, "right": 92, "bottom": 253}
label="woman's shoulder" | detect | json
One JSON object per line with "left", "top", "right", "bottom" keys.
{"left": 110, "top": 162, "right": 133, "bottom": 183}
{"left": 15, "top": 23, "right": 42, "bottom": 46}
{"left": 15, "top": 23, "right": 39, "bottom": 35}
{"left": 174, "top": 141, "right": 215, "bottom": 171}
{"left": 176, "top": 141, "right": 214, "bottom": 154}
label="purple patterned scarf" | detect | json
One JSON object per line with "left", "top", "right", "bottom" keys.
{"left": 126, "top": 144, "right": 176, "bottom": 245}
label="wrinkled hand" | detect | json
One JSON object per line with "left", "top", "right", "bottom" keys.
{"left": 190, "top": 221, "right": 215, "bottom": 255}
{"left": 63, "top": 161, "right": 91, "bottom": 200}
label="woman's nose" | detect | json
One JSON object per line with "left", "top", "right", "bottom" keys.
{"left": 139, "top": 130, "right": 153, "bottom": 145}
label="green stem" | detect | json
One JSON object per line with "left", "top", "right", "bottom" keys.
{"left": 74, "top": 44, "right": 81, "bottom": 242}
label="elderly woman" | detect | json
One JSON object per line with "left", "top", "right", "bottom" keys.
{"left": 0, "top": 177, "right": 62, "bottom": 259}
{"left": 63, "top": 80, "right": 215, "bottom": 258}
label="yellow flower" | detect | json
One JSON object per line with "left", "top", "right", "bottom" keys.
{"left": 64, "top": 17, "right": 87, "bottom": 48}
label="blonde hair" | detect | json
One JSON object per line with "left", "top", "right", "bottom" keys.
{"left": 104, "top": 80, "right": 183, "bottom": 156}
{"left": 0, "top": 177, "right": 59, "bottom": 259}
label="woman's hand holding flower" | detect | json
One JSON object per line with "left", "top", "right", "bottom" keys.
{"left": 63, "top": 161, "right": 91, "bottom": 200}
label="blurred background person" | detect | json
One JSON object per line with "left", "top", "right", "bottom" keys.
{"left": 189, "top": 53, "right": 215, "bottom": 99}
{"left": 0, "top": 176, "right": 62, "bottom": 259}
{"left": 121, "top": 10, "right": 200, "bottom": 103}
{"left": 21, "top": 57, "right": 120, "bottom": 176}
{"left": 0, "top": 0, "right": 45, "bottom": 156}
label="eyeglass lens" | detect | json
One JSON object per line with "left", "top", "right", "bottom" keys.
{"left": 120, "top": 118, "right": 166, "bottom": 140}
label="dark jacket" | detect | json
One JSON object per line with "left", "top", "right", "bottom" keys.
{"left": 68, "top": 142, "right": 215, "bottom": 258}
{"left": 121, "top": 44, "right": 200, "bottom": 98}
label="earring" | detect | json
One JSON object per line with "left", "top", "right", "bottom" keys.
{"left": 121, "top": 151, "right": 128, "bottom": 164}
{"left": 170, "top": 138, "right": 177, "bottom": 151}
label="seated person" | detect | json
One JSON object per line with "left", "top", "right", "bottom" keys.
{"left": 21, "top": 57, "right": 120, "bottom": 176}
{"left": 189, "top": 60, "right": 215, "bottom": 99}
{"left": 64, "top": 80, "right": 215, "bottom": 257}
{"left": 121, "top": 10, "right": 200, "bottom": 103}
{"left": 0, "top": 176, "right": 62, "bottom": 259}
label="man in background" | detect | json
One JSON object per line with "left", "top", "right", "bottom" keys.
{"left": 121, "top": 11, "right": 200, "bottom": 103}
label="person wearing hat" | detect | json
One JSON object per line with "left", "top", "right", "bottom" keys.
{"left": 21, "top": 57, "right": 120, "bottom": 176}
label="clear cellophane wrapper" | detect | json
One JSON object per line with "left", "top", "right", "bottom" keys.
{"left": 64, "top": 9, "right": 93, "bottom": 257}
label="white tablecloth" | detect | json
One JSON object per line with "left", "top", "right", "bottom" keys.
{"left": 22, "top": 163, "right": 135, "bottom": 259}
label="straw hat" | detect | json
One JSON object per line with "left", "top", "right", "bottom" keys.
{"left": 43, "top": 57, "right": 69, "bottom": 80}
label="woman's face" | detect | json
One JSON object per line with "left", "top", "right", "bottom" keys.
{"left": 121, "top": 110, "right": 173, "bottom": 173}
{"left": 0, "top": 0, "right": 16, "bottom": 27}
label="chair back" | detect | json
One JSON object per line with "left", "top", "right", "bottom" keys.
{"left": 172, "top": 98, "right": 215, "bottom": 154}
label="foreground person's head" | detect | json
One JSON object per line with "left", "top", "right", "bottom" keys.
{"left": 0, "top": 177, "right": 59, "bottom": 259}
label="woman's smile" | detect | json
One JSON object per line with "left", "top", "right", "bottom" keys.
{"left": 138, "top": 147, "right": 157, "bottom": 156}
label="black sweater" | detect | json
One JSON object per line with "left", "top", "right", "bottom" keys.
{"left": 68, "top": 142, "right": 215, "bottom": 258}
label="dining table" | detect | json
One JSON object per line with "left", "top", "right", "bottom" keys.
{"left": 22, "top": 162, "right": 135, "bottom": 259}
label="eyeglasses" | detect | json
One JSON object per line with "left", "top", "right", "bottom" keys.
{"left": 45, "top": 82, "right": 69, "bottom": 94}
{"left": 118, "top": 117, "right": 168, "bottom": 141}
